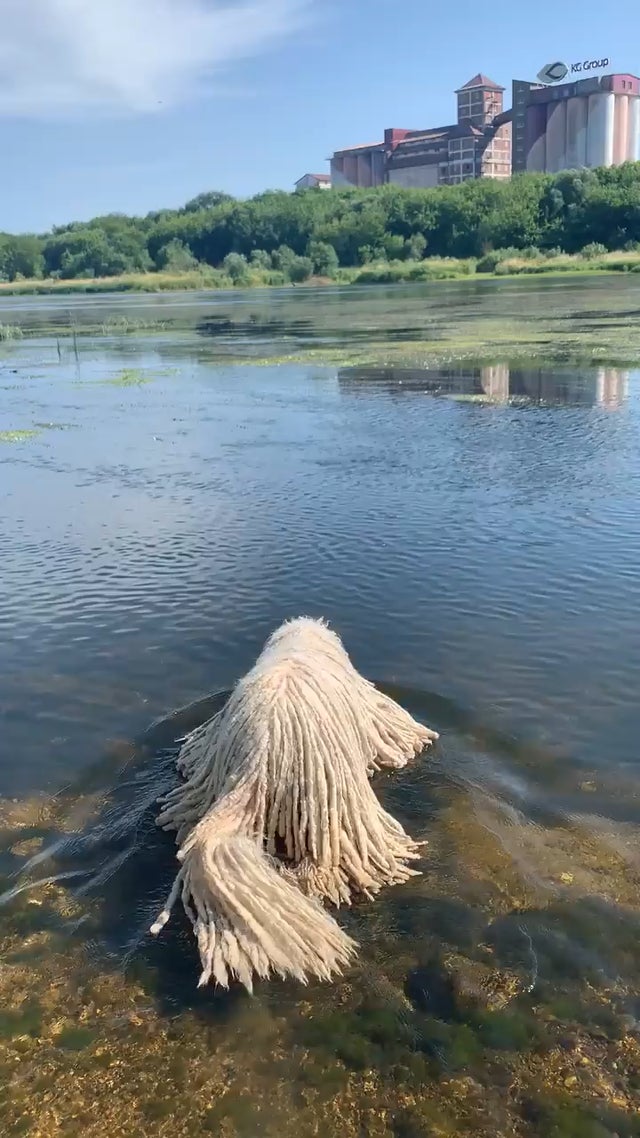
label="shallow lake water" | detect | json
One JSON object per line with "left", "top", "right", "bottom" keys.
{"left": 1, "top": 279, "right": 640, "bottom": 1138}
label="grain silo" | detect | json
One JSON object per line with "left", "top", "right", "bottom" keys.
{"left": 512, "top": 73, "right": 640, "bottom": 174}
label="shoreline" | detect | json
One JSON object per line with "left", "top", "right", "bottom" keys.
{"left": 1, "top": 251, "right": 640, "bottom": 298}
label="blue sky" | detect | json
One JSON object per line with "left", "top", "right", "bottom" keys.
{"left": 0, "top": 0, "right": 636, "bottom": 233}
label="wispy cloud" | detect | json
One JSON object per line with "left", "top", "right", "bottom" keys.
{"left": 0, "top": 0, "right": 311, "bottom": 118}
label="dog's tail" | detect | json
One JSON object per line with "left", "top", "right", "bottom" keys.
{"left": 150, "top": 806, "right": 357, "bottom": 992}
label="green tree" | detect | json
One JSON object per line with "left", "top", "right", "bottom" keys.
{"left": 307, "top": 240, "right": 339, "bottom": 277}
{"left": 316, "top": 198, "right": 389, "bottom": 265}
{"left": 5, "top": 162, "right": 640, "bottom": 285}
{"left": 406, "top": 232, "right": 427, "bottom": 260}
{"left": 222, "top": 252, "right": 251, "bottom": 284}
{"left": 183, "top": 191, "right": 234, "bottom": 212}
{"left": 249, "top": 249, "right": 273, "bottom": 270}
{"left": 43, "top": 224, "right": 151, "bottom": 278}
{"left": 271, "top": 244, "right": 297, "bottom": 273}
{"left": 155, "top": 239, "right": 200, "bottom": 272}
{"left": 0, "top": 234, "right": 44, "bottom": 281}
{"left": 382, "top": 233, "right": 406, "bottom": 260}
{"left": 286, "top": 255, "right": 313, "bottom": 283}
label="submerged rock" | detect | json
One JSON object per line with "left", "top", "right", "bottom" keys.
{"left": 405, "top": 962, "right": 458, "bottom": 1021}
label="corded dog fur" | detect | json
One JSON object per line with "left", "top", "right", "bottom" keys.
{"left": 151, "top": 618, "right": 438, "bottom": 991}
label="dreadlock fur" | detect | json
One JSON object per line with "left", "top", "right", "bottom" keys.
{"left": 151, "top": 617, "right": 438, "bottom": 992}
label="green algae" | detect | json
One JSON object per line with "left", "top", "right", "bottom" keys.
{"left": 105, "top": 367, "right": 152, "bottom": 387}
{"left": 97, "top": 365, "right": 177, "bottom": 387}
{"left": 471, "top": 1007, "right": 542, "bottom": 1052}
{"left": 0, "top": 429, "right": 41, "bottom": 443}
{"left": 3, "top": 274, "right": 640, "bottom": 381}
{"left": 0, "top": 324, "right": 23, "bottom": 341}
{"left": 0, "top": 1002, "right": 43, "bottom": 1041}
{"left": 140, "top": 1097, "right": 174, "bottom": 1121}
{"left": 55, "top": 1026, "right": 99, "bottom": 1051}
{"left": 219, "top": 335, "right": 640, "bottom": 373}
{"left": 522, "top": 1092, "right": 640, "bottom": 1138}
{"left": 0, "top": 880, "right": 637, "bottom": 1138}
{"left": 201, "top": 1096, "right": 270, "bottom": 1135}
{"left": 299, "top": 993, "right": 422, "bottom": 1073}
{"left": 296, "top": 1057, "right": 348, "bottom": 1100}
{"left": 5, "top": 1119, "right": 31, "bottom": 1137}
{"left": 209, "top": 288, "right": 640, "bottom": 371}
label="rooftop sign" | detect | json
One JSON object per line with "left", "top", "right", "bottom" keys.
{"left": 536, "top": 57, "right": 610, "bottom": 84}
{"left": 537, "top": 61, "right": 568, "bottom": 83}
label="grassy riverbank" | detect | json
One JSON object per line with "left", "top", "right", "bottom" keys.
{"left": 1, "top": 248, "right": 640, "bottom": 296}
{"left": 4, "top": 165, "right": 640, "bottom": 288}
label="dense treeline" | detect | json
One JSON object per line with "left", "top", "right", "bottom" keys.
{"left": 3, "top": 166, "right": 640, "bottom": 283}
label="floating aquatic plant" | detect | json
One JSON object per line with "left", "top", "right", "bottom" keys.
{"left": 106, "top": 368, "right": 151, "bottom": 387}
{"left": 0, "top": 429, "right": 41, "bottom": 443}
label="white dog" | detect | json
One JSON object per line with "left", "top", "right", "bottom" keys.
{"left": 151, "top": 618, "right": 438, "bottom": 992}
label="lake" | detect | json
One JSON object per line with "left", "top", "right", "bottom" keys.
{"left": 1, "top": 277, "right": 640, "bottom": 1138}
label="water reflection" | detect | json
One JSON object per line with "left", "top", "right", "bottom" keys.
{"left": 338, "top": 363, "right": 630, "bottom": 407}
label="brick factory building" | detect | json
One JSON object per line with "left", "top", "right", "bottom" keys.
{"left": 511, "top": 73, "right": 640, "bottom": 173}
{"left": 326, "top": 69, "right": 640, "bottom": 189}
{"left": 330, "top": 74, "right": 512, "bottom": 189}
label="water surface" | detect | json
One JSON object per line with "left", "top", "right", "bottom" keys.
{"left": 1, "top": 279, "right": 639, "bottom": 1138}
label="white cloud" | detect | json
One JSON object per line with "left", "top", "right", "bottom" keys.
{"left": 0, "top": 0, "right": 311, "bottom": 118}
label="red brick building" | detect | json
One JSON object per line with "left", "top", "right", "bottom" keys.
{"left": 330, "top": 75, "right": 511, "bottom": 189}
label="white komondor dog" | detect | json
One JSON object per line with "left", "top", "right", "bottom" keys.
{"left": 151, "top": 617, "right": 438, "bottom": 991}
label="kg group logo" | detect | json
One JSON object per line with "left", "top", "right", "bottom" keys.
{"left": 536, "top": 58, "right": 610, "bottom": 84}
{"left": 537, "top": 61, "right": 569, "bottom": 84}
{"left": 571, "top": 57, "right": 609, "bottom": 73}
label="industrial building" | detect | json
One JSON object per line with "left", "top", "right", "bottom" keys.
{"left": 329, "top": 141, "right": 386, "bottom": 189}
{"left": 325, "top": 69, "right": 640, "bottom": 190}
{"left": 512, "top": 73, "right": 640, "bottom": 173}
{"left": 330, "top": 75, "right": 511, "bottom": 189}
{"left": 294, "top": 173, "right": 332, "bottom": 191}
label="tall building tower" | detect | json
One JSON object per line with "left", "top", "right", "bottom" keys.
{"left": 456, "top": 74, "right": 505, "bottom": 126}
